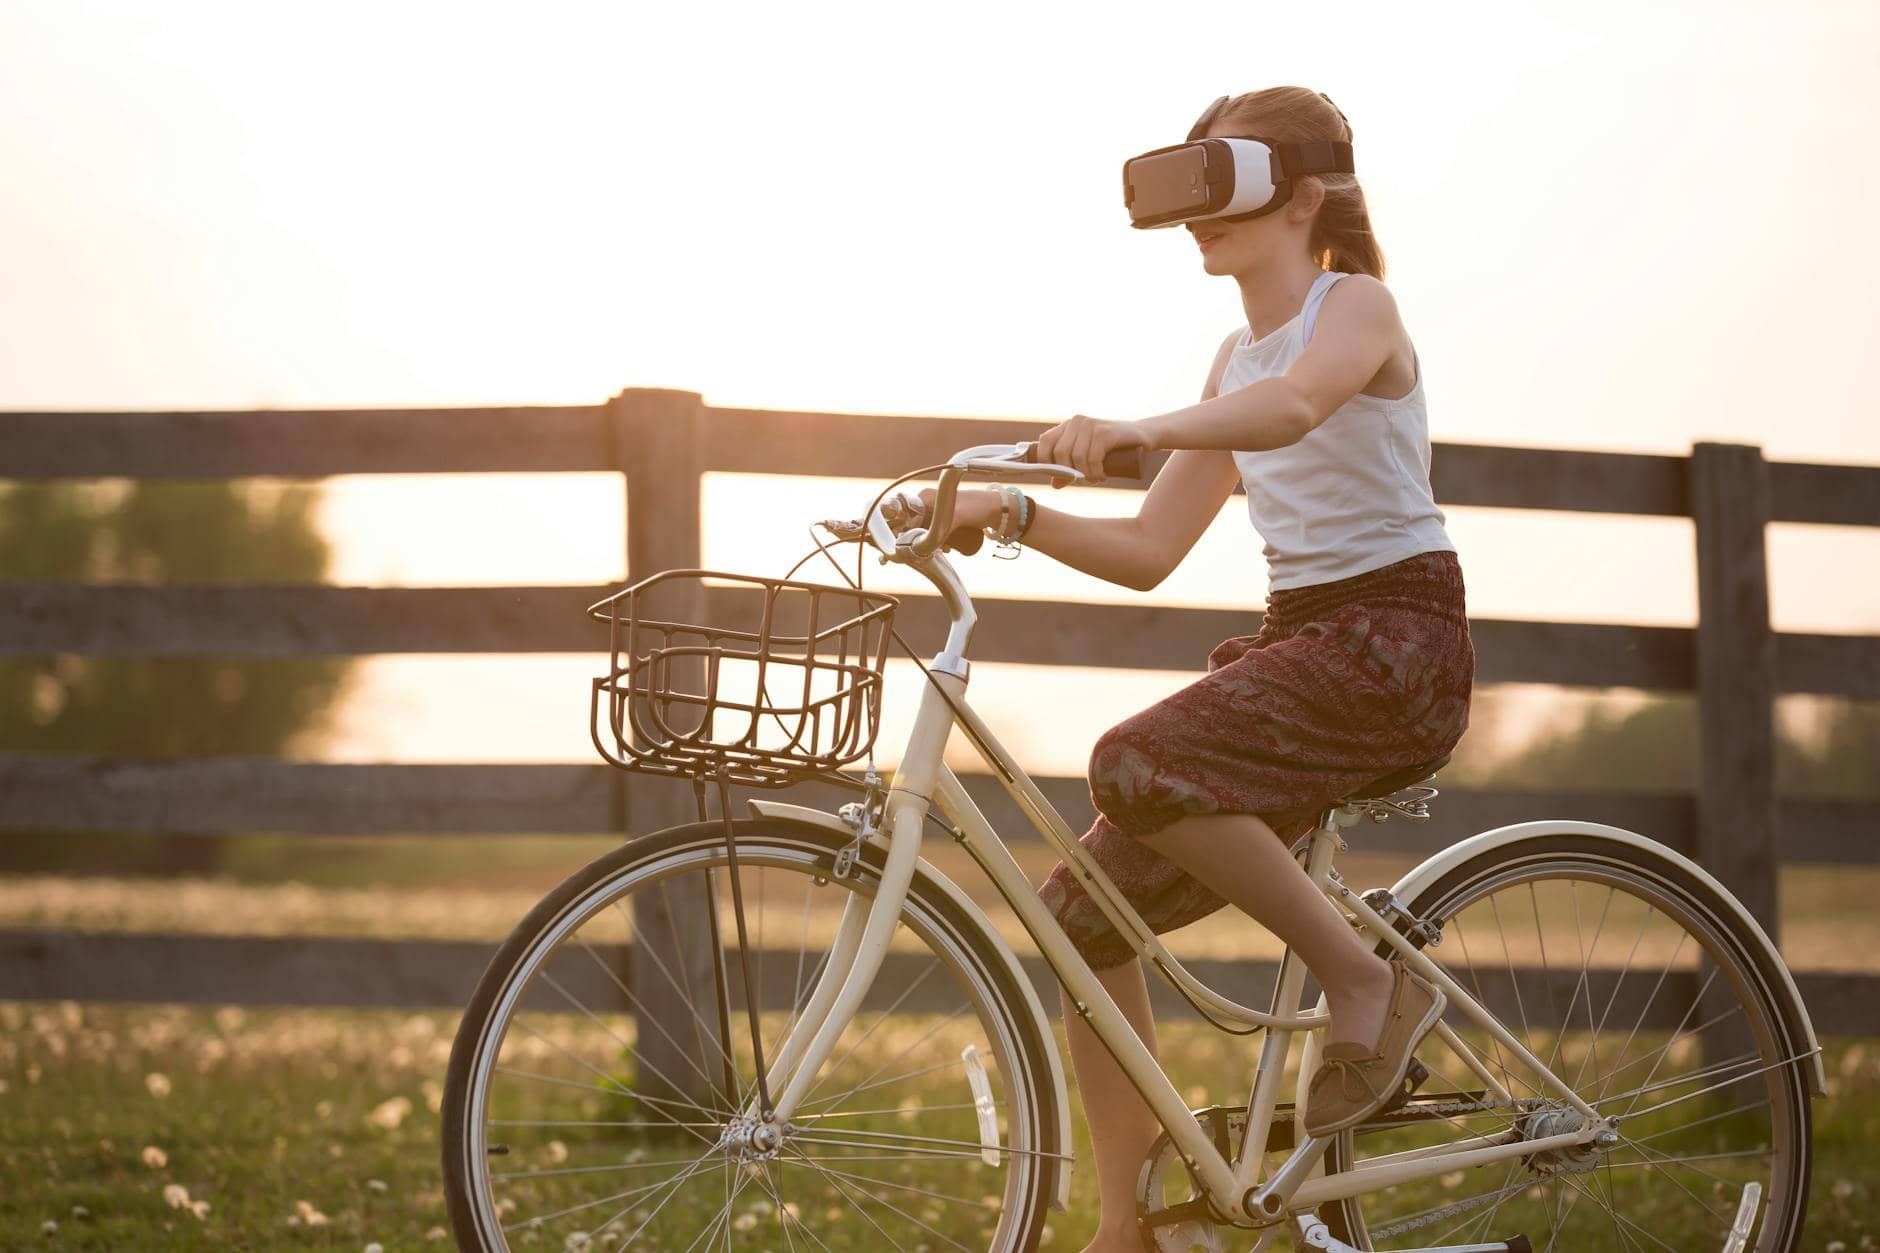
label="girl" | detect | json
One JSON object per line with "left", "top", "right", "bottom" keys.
{"left": 932, "top": 86, "right": 1474, "bottom": 1250}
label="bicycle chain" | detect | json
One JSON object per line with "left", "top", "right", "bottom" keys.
{"left": 1365, "top": 1173, "right": 1547, "bottom": 1242}
{"left": 1355, "top": 1095, "right": 1564, "bottom": 1242}
{"left": 1145, "top": 1092, "right": 1545, "bottom": 1245}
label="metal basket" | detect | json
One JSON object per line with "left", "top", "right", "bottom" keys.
{"left": 587, "top": 569, "right": 897, "bottom": 787}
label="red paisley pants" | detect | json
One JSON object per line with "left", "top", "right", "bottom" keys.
{"left": 1036, "top": 550, "right": 1475, "bottom": 972}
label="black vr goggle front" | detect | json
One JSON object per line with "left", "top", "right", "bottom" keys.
{"left": 1122, "top": 94, "right": 1355, "bottom": 230}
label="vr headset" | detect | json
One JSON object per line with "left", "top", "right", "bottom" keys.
{"left": 1123, "top": 93, "right": 1355, "bottom": 230}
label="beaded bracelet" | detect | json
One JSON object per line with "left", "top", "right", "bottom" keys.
{"left": 986, "top": 484, "right": 1024, "bottom": 557}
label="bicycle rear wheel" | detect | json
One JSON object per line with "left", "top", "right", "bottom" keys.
{"left": 1320, "top": 831, "right": 1814, "bottom": 1251}
{"left": 442, "top": 818, "right": 1062, "bottom": 1252}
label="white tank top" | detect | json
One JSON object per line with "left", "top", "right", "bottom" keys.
{"left": 1222, "top": 269, "right": 1456, "bottom": 592}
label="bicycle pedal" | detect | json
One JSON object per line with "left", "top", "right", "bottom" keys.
{"left": 1140, "top": 1221, "right": 1221, "bottom": 1252}
{"left": 1380, "top": 1057, "right": 1430, "bottom": 1114}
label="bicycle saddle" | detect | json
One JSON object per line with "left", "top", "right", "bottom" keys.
{"left": 1343, "top": 754, "right": 1449, "bottom": 802}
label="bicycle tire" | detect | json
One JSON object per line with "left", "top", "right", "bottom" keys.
{"left": 1318, "top": 830, "right": 1814, "bottom": 1251}
{"left": 441, "top": 817, "right": 1063, "bottom": 1252}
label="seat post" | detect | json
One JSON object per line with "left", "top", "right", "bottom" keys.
{"left": 1301, "top": 809, "right": 1351, "bottom": 886}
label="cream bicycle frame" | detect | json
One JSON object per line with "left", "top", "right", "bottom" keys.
{"left": 741, "top": 448, "right": 1612, "bottom": 1229}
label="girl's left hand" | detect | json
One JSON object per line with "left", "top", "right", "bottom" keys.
{"left": 1034, "top": 415, "right": 1152, "bottom": 486}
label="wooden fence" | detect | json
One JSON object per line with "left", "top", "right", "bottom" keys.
{"left": 2, "top": 388, "right": 1877, "bottom": 1031}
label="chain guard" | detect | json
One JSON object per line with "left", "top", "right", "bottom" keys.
{"left": 1135, "top": 1067, "right": 1531, "bottom": 1250}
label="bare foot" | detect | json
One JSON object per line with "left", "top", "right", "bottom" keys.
{"left": 1323, "top": 954, "right": 1397, "bottom": 1051}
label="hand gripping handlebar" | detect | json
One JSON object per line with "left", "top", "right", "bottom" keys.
{"left": 914, "top": 442, "right": 1148, "bottom": 558}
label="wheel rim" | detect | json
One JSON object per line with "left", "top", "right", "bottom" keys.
{"left": 451, "top": 834, "right": 1048, "bottom": 1251}
{"left": 1327, "top": 851, "right": 1808, "bottom": 1252}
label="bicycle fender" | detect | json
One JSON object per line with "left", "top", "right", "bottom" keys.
{"left": 746, "top": 800, "right": 1076, "bottom": 1212}
{"left": 1388, "top": 820, "right": 1825, "bottom": 1097}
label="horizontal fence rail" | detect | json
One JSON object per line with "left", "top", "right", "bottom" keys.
{"left": 2, "top": 585, "right": 1875, "bottom": 698}
{"left": 4, "top": 404, "right": 1878, "bottom": 527}
{"left": 2, "top": 754, "right": 1877, "bottom": 865}
{"left": 2, "top": 388, "right": 1877, "bottom": 1018}
{"left": 4, "top": 928, "right": 1876, "bottom": 1038}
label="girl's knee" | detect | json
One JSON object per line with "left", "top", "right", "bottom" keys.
{"left": 1088, "top": 715, "right": 1156, "bottom": 819}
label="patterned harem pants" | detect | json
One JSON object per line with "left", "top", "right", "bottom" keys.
{"left": 1036, "top": 550, "right": 1476, "bottom": 972}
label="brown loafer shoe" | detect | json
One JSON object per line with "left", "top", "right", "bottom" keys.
{"left": 1302, "top": 963, "right": 1446, "bottom": 1138}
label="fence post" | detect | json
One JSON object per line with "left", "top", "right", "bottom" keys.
{"left": 607, "top": 387, "right": 720, "bottom": 1109}
{"left": 1690, "top": 441, "right": 1779, "bottom": 1070}
{"left": 1690, "top": 442, "right": 1779, "bottom": 937}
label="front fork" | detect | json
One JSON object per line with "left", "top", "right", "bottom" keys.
{"left": 742, "top": 670, "right": 965, "bottom": 1125}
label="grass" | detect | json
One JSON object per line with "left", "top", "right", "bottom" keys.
{"left": 5, "top": 839, "right": 1879, "bottom": 1247}
{"left": 4, "top": 1001, "right": 1878, "bottom": 1250}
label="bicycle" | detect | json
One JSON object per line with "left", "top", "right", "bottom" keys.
{"left": 441, "top": 439, "right": 1824, "bottom": 1251}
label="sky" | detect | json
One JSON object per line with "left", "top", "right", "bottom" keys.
{"left": 2, "top": 0, "right": 1875, "bottom": 770}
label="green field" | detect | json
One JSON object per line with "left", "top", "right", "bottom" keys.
{"left": 3, "top": 1001, "right": 1877, "bottom": 1251}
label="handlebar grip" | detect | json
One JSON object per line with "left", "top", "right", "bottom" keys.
{"left": 1020, "top": 442, "right": 1147, "bottom": 480}
{"left": 947, "top": 527, "right": 985, "bottom": 555}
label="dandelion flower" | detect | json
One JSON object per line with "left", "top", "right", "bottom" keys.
{"left": 145, "top": 1072, "right": 173, "bottom": 1098}
{"left": 162, "top": 1184, "right": 191, "bottom": 1209}
{"left": 366, "top": 1244, "right": 385, "bottom": 1253}
{"left": 368, "top": 1096, "right": 412, "bottom": 1130}
{"left": 189, "top": 1200, "right": 210, "bottom": 1220}
{"left": 293, "top": 1199, "right": 330, "bottom": 1227}
{"left": 141, "top": 1145, "right": 168, "bottom": 1169}
{"left": 41, "top": 1220, "right": 57, "bottom": 1234}
{"left": 733, "top": 1214, "right": 758, "bottom": 1232}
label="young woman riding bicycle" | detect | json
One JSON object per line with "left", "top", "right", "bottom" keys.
{"left": 929, "top": 85, "right": 1473, "bottom": 1252}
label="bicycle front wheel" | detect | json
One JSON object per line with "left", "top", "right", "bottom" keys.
{"left": 441, "top": 817, "right": 1063, "bottom": 1252}
{"left": 1321, "top": 831, "right": 1814, "bottom": 1252}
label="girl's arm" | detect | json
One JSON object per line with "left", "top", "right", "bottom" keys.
{"left": 1038, "top": 275, "right": 1409, "bottom": 480}
{"left": 1021, "top": 446, "right": 1241, "bottom": 590}
{"left": 924, "top": 329, "right": 1243, "bottom": 591}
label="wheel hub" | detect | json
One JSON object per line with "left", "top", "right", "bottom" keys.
{"left": 1517, "top": 1105, "right": 1606, "bottom": 1177}
{"left": 715, "top": 1115, "right": 787, "bottom": 1160}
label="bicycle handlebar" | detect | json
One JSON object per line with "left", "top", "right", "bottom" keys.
{"left": 818, "top": 441, "right": 1151, "bottom": 562}
{"left": 905, "top": 440, "right": 1150, "bottom": 559}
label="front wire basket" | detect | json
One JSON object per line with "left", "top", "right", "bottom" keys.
{"left": 587, "top": 569, "right": 898, "bottom": 788}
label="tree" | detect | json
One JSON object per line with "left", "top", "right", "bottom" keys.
{"left": 1473, "top": 690, "right": 1877, "bottom": 801}
{"left": 0, "top": 478, "right": 353, "bottom": 874}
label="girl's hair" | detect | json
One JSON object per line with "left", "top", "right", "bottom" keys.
{"left": 1213, "top": 87, "right": 1385, "bottom": 279}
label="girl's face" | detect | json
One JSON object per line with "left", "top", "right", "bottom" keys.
{"left": 1186, "top": 127, "right": 1322, "bottom": 275}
